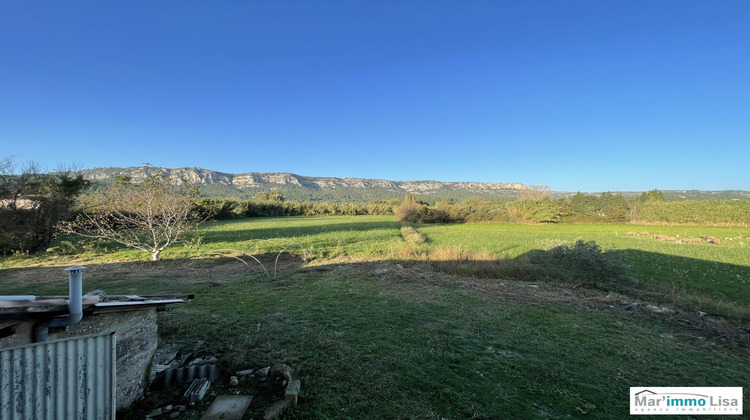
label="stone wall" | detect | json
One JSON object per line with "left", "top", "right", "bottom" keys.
{"left": 54, "top": 309, "right": 159, "bottom": 408}
{"left": 0, "top": 320, "right": 35, "bottom": 348}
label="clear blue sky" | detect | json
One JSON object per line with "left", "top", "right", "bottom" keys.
{"left": 1, "top": 1, "right": 748, "bottom": 192}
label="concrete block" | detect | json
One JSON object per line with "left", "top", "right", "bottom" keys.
{"left": 181, "top": 378, "right": 210, "bottom": 404}
{"left": 284, "top": 379, "right": 301, "bottom": 405}
{"left": 263, "top": 399, "right": 292, "bottom": 420}
{"left": 201, "top": 395, "right": 254, "bottom": 420}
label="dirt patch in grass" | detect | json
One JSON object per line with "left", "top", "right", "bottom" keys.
{"left": 0, "top": 253, "right": 303, "bottom": 294}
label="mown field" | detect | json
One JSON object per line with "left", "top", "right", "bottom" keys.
{"left": 416, "top": 223, "right": 750, "bottom": 310}
{"left": 1, "top": 216, "right": 748, "bottom": 419}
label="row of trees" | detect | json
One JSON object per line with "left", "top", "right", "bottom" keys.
{"left": 632, "top": 200, "right": 750, "bottom": 224}
{"left": 395, "top": 192, "right": 750, "bottom": 225}
{"left": 395, "top": 193, "right": 628, "bottom": 224}
{"left": 194, "top": 196, "right": 398, "bottom": 219}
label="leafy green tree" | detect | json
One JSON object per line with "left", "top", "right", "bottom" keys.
{"left": 638, "top": 189, "right": 665, "bottom": 202}
{"left": 565, "top": 192, "right": 628, "bottom": 222}
{"left": 598, "top": 192, "right": 629, "bottom": 222}
{"left": 566, "top": 192, "right": 597, "bottom": 221}
{"left": 0, "top": 158, "right": 88, "bottom": 253}
{"left": 253, "top": 190, "right": 285, "bottom": 202}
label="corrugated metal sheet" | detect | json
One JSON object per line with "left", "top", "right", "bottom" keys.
{"left": 0, "top": 332, "right": 116, "bottom": 420}
{"left": 162, "top": 364, "right": 220, "bottom": 387}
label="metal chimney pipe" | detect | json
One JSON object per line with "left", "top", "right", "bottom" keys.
{"left": 34, "top": 265, "right": 86, "bottom": 342}
{"left": 51, "top": 266, "right": 86, "bottom": 327}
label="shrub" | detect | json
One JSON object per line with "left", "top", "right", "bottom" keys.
{"left": 394, "top": 198, "right": 423, "bottom": 223}
{"left": 416, "top": 205, "right": 451, "bottom": 223}
{"left": 194, "top": 198, "right": 239, "bottom": 220}
{"left": 525, "top": 240, "right": 629, "bottom": 289}
{"left": 506, "top": 199, "right": 564, "bottom": 223}
{"left": 460, "top": 199, "right": 511, "bottom": 222}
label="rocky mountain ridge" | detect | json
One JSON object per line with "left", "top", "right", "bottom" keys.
{"left": 80, "top": 167, "right": 750, "bottom": 201}
{"left": 81, "top": 166, "right": 529, "bottom": 195}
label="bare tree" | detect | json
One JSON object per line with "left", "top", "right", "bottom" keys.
{"left": 63, "top": 174, "right": 199, "bottom": 261}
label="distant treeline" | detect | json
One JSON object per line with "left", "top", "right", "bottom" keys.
{"left": 194, "top": 191, "right": 750, "bottom": 225}
{"left": 194, "top": 195, "right": 399, "bottom": 219}
{"left": 394, "top": 192, "right": 750, "bottom": 225}
{"left": 632, "top": 200, "right": 750, "bottom": 224}
{"left": 176, "top": 183, "right": 521, "bottom": 202}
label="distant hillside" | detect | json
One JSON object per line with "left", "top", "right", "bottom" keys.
{"left": 553, "top": 190, "right": 750, "bottom": 200}
{"left": 81, "top": 167, "right": 530, "bottom": 201}
{"left": 80, "top": 167, "right": 750, "bottom": 202}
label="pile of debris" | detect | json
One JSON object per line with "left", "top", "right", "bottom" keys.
{"left": 145, "top": 342, "right": 301, "bottom": 419}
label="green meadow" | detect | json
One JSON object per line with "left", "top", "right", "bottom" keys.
{"left": 416, "top": 223, "right": 750, "bottom": 307}
{"left": 1, "top": 215, "right": 748, "bottom": 418}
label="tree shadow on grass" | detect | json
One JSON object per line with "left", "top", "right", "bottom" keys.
{"left": 611, "top": 249, "right": 750, "bottom": 303}
{"left": 0, "top": 252, "right": 302, "bottom": 296}
{"left": 199, "top": 220, "right": 402, "bottom": 243}
{"left": 422, "top": 245, "right": 750, "bottom": 319}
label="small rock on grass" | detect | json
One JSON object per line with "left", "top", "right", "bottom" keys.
{"left": 254, "top": 366, "right": 270, "bottom": 379}
{"left": 645, "top": 305, "right": 676, "bottom": 315}
{"left": 146, "top": 408, "right": 162, "bottom": 418}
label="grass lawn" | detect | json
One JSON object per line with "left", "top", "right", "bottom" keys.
{"left": 1, "top": 216, "right": 748, "bottom": 419}
{"left": 417, "top": 223, "right": 750, "bottom": 313}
